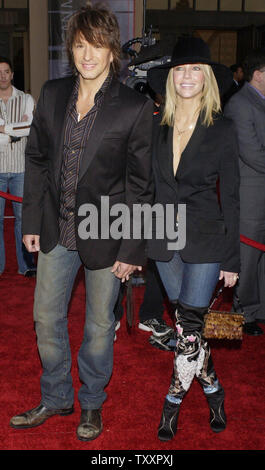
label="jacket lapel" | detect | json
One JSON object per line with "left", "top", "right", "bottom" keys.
{"left": 78, "top": 78, "right": 121, "bottom": 182}
{"left": 241, "top": 82, "right": 265, "bottom": 112}
{"left": 156, "top": 116, "right": 207, "bottom": 192}
{"left": 54, "top": 76, "right": 75, "bottom": 189}
{"left": 156, "top": 125, "right": 177, "bottom": 192}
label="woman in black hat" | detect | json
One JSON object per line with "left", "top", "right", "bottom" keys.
{"left": 147, "top": 37, "right": 240, "bottom": 441}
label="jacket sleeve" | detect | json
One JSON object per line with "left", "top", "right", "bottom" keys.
{"left": 22, "top": 84, "right": 49, "bottom": 235}
{"left": 225, "top": 95, "right": 265, "bottom": 174}
{"left": 4, "top": 94, "right": 35, "bottom": 138}
{"left": 218, "top": 121, "right": 240, "bottom": 273}
{"left": 115, "top": 98, "right": 154, "bottom": 266}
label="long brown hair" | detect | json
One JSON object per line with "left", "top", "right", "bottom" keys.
{"left": 66, "top": 3, "right": 121, "bottom": 76}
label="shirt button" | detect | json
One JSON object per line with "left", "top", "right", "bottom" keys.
{"left": 69, "top": 211, "right": 74, "bottom": 216}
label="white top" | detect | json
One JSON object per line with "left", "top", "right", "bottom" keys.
{"left": 0, "top": 86, "right": 35, "bottom": 173}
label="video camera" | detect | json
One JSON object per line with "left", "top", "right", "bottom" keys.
{"left": 122, "top": 28, "right": 171, "bottom": 97}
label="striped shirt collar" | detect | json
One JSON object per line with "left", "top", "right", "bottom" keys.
{"left": 73, "top": 70, "right": 113, "bottom": 104}
{"left": 10, "top": 86, "right": 20, "bottom": 97}
{"left": 0, "top": 85, "right": 20, "bottom": 102}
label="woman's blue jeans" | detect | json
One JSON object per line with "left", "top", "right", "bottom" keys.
{"left": 34, "top": 244, "right": 121, "bottom": 410}
{"left": 156, "top": 251, "right": 220, "bottom": 308}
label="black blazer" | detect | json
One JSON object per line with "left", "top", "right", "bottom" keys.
{"left": 22, "top": 76, "right": 154, "bottom": 269}
{"left": 148, "top": 113, "right": 240, "bottom": 273}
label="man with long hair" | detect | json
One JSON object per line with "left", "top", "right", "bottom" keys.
{"left": 10, "top": 3, "right": 153, "bottom": 441}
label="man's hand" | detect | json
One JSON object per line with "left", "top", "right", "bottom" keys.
{"left": 111, "top": 261, "right": 142, "bottom": 283}
{"left": 219, "top": 270, "right": 239, "bottom": 288}
{"left": 0, "top": 116, "right": 28, "bottom": 133}
{"left": 23, "top": 234, "right": 40, "bottom": 252}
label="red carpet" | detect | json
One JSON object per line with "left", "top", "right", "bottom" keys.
{"left": 1, "top": 201, "right": 265, "bottom": 452}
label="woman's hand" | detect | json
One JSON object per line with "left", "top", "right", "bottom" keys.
{"left": 219, "top": 270, "right": 239, "bottom": 288}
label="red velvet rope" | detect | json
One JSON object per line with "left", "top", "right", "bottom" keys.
{"left": 1, "top": 190, "right": 265, "bottom": 252}
{"left": 0, "top": 191, "right": 22, "bottom": 203}
{"left": 239, "top": 235, "right": 265, "bottom": 252}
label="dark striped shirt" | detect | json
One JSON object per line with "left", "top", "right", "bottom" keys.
{"left": 59, "top": 72, "right": 112, "bottom": 250}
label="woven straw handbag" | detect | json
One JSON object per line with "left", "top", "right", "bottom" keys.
{"left": 203, "top": 287, "right": 244, "bottom": 340}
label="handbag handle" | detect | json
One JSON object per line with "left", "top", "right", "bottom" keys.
{"left": 209, "top": 284, "right": 244, "bottom": 313}
{"left": 209, "top": 286, "right": 224, "bottom": 310}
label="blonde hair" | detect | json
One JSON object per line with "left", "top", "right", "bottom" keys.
{"left": 161, "top": 64, "right": 221, "bottom": 127}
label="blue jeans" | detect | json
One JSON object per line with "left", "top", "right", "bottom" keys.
{"left": 0, "top": 172, "right": 35, "bottom": 274}
{"left": 34, "top": 244, "right": 121, "bottom": 410}
{"left": 156, "top": 251, "right": 220, "bottom": 308}
{"left": 157, "top": 252, "right": 221, "bottom": 402}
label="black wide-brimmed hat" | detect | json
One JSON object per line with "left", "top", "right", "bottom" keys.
{"left": 147, "top": 37, "right": 233, "bottom": 96}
